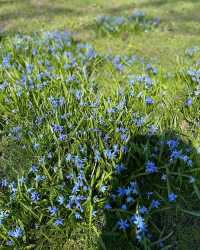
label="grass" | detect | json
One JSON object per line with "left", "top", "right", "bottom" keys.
{"left": 0, "top": 0, "right": 200, "bottom": 68}
{"left": 0, "top": 1, "right": 200, "bottom": 249}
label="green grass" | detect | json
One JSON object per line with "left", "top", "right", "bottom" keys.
{"left": 0, "top": 0, "right": 200, "bottom": 68}
{"left": 0, "top": 1, "right": 200, "bottom": 249}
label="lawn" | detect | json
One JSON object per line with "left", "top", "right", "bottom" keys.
{"left": 0, "top": 0, "right": 200, "bottom": 249}
{"left": 1, "top": 0, "right": 200, "bottom": 68}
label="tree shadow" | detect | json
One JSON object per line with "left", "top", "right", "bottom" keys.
{"left": 98, "top": 130, "right": 200, "bottom": 250}
{"left": 101, "top": 0, "right": 200, "bottom": 15}
{"left": 0, "top": 4, "right": 83, "bottom": 23}
{"left": 137, "top": 0, "right": 200, "bottom": 8}
{"left": 0, "top": 0, "right": 19, "bottom": 4}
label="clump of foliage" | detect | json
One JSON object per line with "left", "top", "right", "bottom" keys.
{"left": 96, "top": 10, "right": 160, "bottom": 35}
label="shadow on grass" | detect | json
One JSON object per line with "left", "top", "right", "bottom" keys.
{"left": 137, "top": 0, "right": 200, "bottom": 8}
{"left": 101, "top": 0, "right": 200, "bottom": 16}
{"left": 0, "top": 4, "right": 83, "bottom": 23}
{"left": 0, "top": 0, "right": 18, "bottom": 4}
{"left": 98, "top": 130, "right": 200, "bottom": 250}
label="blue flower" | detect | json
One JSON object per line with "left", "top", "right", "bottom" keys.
{"left": 32, "top": 48, "right": 38, "bottom": 56}
{"left": 121, "top": 145, "right": 128, "bottom": 153}
{"left": 139, "top": 206, "right": 148, "bottom": 214}
{"left": 74, "top": 156, "right": 86, "bottom": 169}
{"left": 0, "top": 81, "right": 8, "bottom": 91}
{"left": 130, "top": 214, "right": 147, "bottom": 233}
{"left": 65, "top": 153, "right": 73, "bottom": 162}
{"left": 153, "top": 67, "right": 158, "bottom": 75}
{"left": 167, "top": 139, "right": 178, "bottom": 149}
{"left": 121, "top": 133, "right": 128, "bottom": 142}
{"left": 185, "top": 47, "right": 199, "bottom": 56}
{"left": 18, "top": 176, "right": 26, "bottom": 185}
{"left": 119, "top": 204, "right": 127, "bottom": 210}
{"left": 146, "top": 63, "right": 152, "bottom": 71}
{"left": 86, "top": 48, "right": 96, "bottom": 60}
{"left": 94, "top": 150, "right": 101, "bottom": 162}
{"left": 35, "top": 175, "right": 46, "bottom": 182}
{"left": 168, "top": 192, "right": 177, "bottom": 202}
{"left": 148, "top": 125, "right": 158, "bottom": 135}
{"left": 181, "top": 155, "right": 189, "bottom": 162}
{"left": 48, "top": 206, "right": 58, "bottom": 216}
{"left": 147, "top": 192, "right": 154, "bottom": 200}
{"left": 104, "top": 149, "right": 114, "bottom": 160}
{"left": 2, "top": 54, "right": 12, "bottom": 68}
{"left": 47, "top": 152, "right": 53, "bottom": 159}
{"left": 59, "top": 134, "right": 67, "bottom": 141}
{"left": 170, "top": 150, "right": 182, "bottom": 161}
{"left": 30, "top": 191, "right": 40, "bottom": 202}
{"left": 146, "top": 161, "right": 158, "bottom": 174}
{"left": 26, "top": 64, "right": 34, "bottom": 74}
{"left": 117, "top": 219, "right": 129, "bottom": 231}
{"left": 186, "top": 98, "right": 193, "bottom": 106}
{"left": 146, "top": 96, "right": 154, "bottom": 105}
{"left": 104, "top": 203, "right": 112, "bottom": 210}
{"left": 117, "top": 187, "right": 127, "bottom": 197}
{"left": 7, "top": 240, "right": 14, "bottom": 246}
{"left": 130, "top": 181, "right": 138, "bottom": 193}
{"left": 54, "top": 218, "right": 64, "bottom": 226}
{"left": 33, "top": 143, "right": 40, "bottom": 150}
{"left": 189, "top": 176, "right": 196, "bottom": 183}
{"left": 151, "top": 199, "right": 161, "bottom": 208}
{"left": 0, "top": 210, "right": 9, "bottom": 225}
{"left": 67, "top": 75, "right": 76, "bottom": 82}
{"left": 99, "top": 185, "right": 108, "bottom": 193}
{"left": 49, "top": 97, "right": 65, "bottom": 108}
{"left": 75, "top": 212, "right": 82, "bottom": 220}
{"left": 92, "top": 210, "right": 97, "bottom": 217}
{"left": 113, "top": 144, "right": 119, "bottom": 154}
{"left": 127, "top": 196, "right": 134, "bottom": 204}
{"left": 57, "top": 195, "right": 65, "bottom": 205}
{"left": 135, "top": 117, "right": 146, "bottom": 127}
{"left": 1, "top": 178, "right": 9, "bottom": 188}
{"left": 52, "top": 124, "right": 64, "bottom": 133}
{"left": 75, "top": 90, "right": 83, "bottom": 100}
{"left": 115, "top": 63, "right": 124, "bottom": 71}
{"left": 125, "top": 186, "right": 133, "bottom": 196}
{"left": 8, "top": 227, "right": 24, "bottom": 238}
{"left": 115, "top": 163, "right": 126, "bottom": 174}
{"left": 187, "top": 159, "right": 193, "bottom": 167}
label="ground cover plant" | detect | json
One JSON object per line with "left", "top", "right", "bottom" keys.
{"left": 0, "top": 1, "right": 200, "bottom": 249}
{"left": 0, "top": 31, "right": 200, "bottom": 249}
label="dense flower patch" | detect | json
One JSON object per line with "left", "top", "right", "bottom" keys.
{"left": 0, "top": 32, "right": 200, "bottom": 249}
{"left": 96, "top": 10, "right": 160, "bottom": 34}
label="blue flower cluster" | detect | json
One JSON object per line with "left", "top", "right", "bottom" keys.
{"left": 0, "top": 32, "right": 199, "bottom": 249}
{"left": 96, "top": 10, "right": 160, "bottom": 34}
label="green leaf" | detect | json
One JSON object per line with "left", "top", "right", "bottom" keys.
{"left": 181, "top": 209, "right": 200, "bottom": 217}
{"left": 193, "top": 183, "right": 200, "bottom": 200}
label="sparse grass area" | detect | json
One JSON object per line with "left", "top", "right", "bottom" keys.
{"left": 0, "top": 1, "right": 200, "bottom": 249}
